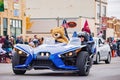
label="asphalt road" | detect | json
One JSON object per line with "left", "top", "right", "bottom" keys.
{"left": 0, "top": 57, "right": 120, "bottom": 80}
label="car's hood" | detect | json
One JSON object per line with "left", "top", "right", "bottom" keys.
{"left": 34, "top": 43, "right": 85, "bottom": 54}
{"left": 14, "top": 44, "right": 34, "bottom": 54}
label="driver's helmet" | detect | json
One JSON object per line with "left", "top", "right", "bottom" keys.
{"left": 78, "top": 31, "right": 89, "bottom": 42}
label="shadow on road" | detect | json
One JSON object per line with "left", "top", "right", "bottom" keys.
{"left": 13, "top": 72, "right": 92, "bottom": 77}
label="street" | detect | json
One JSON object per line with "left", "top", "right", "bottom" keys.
{"left": 0, "top": 57, "right": 120, "bottom": 80}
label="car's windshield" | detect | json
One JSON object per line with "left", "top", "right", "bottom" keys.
{"left": 43, "top": 37, "right": 55, "bottom": 44}
{"left": 93, "top": 38, "right": 97, "bottom": 44}
{"left": 68, "top": 37, "right": 81, "bottom": 45}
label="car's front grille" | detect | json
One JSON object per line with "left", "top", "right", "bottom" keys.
{"left": 61, "top": 57, "right": 76, "bottom": 66}
{"left": 32, "top": 60, "right": 53, "bottom": 66}
{"left": 19, "top": 56, "right": 27, "bottom": 65}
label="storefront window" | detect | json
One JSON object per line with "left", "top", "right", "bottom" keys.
{"left": 16, "top": 20, "right": 19, "bottom": 27}
{"left": 18, "top": 20, "right": 21, "bottom": 28}
{"left": 10, "top": 19, "right": 22, "bottom": 38}
{"left": 13, "top": 20, "right": 15, "bottom": 27}
{"left": 102, "top": 6, "right": 106, "bottom": 17}
{"left": 97, "top": 4, "right": 100, "bottom": 19}
{"left": 3, "top": 18, "right": 8, "bottom": 36}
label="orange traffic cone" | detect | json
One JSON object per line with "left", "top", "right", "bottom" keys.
{"left": 112, "top": 50, "right": 115, "bottom": 57}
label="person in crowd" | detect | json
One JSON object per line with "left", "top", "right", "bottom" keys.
{"left": 0, "top": 45, "right": 6, "bottom": 54}
{"left": 33, "top": 35, "right": 38, "bottom": 47}
{"left": 9, "top": 36, "right": 15, "bottom": 49}
{"left": 0, "top": 48, "right": 6, "bottom": 63}
{"left": 112, "top": 40, "right": 117, "bottom": 57}
{"left": 16, "top": 36, "right": 20, "bottom": 44}
{"left": 16, "top": 36, "right": 24, "bottom": 44}
{"left": 97, "top": 31, "right": 103, "bottom": 38}
{"left": 28, "top": 38, "right": 35, "bottom": 47}
{"left": 116, "top": 39, "right": 120, "bottom": 57}
{"left": 2, "top": 35, "right": 13, "bottom": 59}
{"left": 38, "top": 37, "right": 44, "bottom": 45}
{"left": 107, "top": 37, "right": 113, "bottom": 51}
{"left": 24, "top": 37, "right": 29, "bottom": 44}
{"left": 0, "top": 36, "right": 4, "bottom": 47}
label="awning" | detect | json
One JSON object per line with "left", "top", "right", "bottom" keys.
{"left": 115, "top": 22, "right": 120, "bottom": 25}
{"left": 107, "top": 20, "right": 113, "bottom": 23}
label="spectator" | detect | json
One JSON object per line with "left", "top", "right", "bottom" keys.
{"left": 9, "top": 36, "right": 15, "bottom": 49}
{"left": 116, "top": 39, "right": 120, "bottom": 56}
{"left": 16, "top": 36, "right": 23, "bottom": 44}
{"left": 2, "top": 35, "right": 12, "bottom": 59}
{"left": 0, "top": 36, "right": 4, "bottom": 48}
{"left": 112, "top": 40, "right": 117, "bottom": 57}
{"left": 38, "top": 37, "right": 44, "bottom": 45}
{"left": 0, "top": 46, "right": 6, "bottom": 54}
{"left": 98, "top": 31, "right": 103, "bottom": 38}
{"left": 24, "top": 37, "right": 29, "bottom": 44}
{"left": 33, "top": 35, "right": 38, "bottom": 47}
{"left": 28, "top": 38, "right": 35, "bottom": 47}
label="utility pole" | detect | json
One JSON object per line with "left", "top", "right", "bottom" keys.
{"left": 99, "top": 0, "right": 102, "bottom": 31}
{"left": 57, "top": 17, "right": 59, "bottom": 27}
{"left": 99, "top": 0, "right": 105, "bottom": 39}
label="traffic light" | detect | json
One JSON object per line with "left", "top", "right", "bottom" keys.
{"left": 26, "top": 16, "right": 32, "bottom": 30}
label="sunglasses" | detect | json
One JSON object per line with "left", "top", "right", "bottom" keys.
{"left": 78, "top": 36, "right": 84, "bottom": 37}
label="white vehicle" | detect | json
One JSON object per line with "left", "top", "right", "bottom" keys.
{"left": 93, "top": 37, "right": 111, "bottom": 64}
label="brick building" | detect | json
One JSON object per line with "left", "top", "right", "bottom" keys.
{"left": 0, "top": 0, "right": 26, "bottom": 38}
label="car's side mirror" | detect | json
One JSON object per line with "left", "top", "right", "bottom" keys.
{"left": 102, "top": 42, "right": 105, "bottom": 44}
{"left": 99, "top": 43, "right": 103, "bottom": 47}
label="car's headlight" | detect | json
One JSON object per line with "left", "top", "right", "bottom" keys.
{"left": 39, "top": 52, "right": 50, "bottom": 57}
{"left": 59, "top": 49, "right": 81, "bottom": 58}
{"left": 14, "top": 48, "right": 26, "bottom": 55}
{"left": 46, "top": 53, "right": 49, "bottom": 56}
{"left": 60, "top": 52, "right": 75, "bottom": 58}
{"left": 65, "top": 52, "right": 73, "bottom": 56}
{"left": 18, "top": 51, "right": 22, "bottom": 54}
{"left": 41, "top": 53, "right": 44, "bottom": 56}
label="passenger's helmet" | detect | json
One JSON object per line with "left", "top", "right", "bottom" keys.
{"left": 78, "top": 31, "right": 89, "bottom": 41}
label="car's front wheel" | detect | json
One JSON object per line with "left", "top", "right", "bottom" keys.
{"left": 12, "top": 52, "right": 26, "bottom": 75}
{"left": 94, "top": 53, "right": 100, "bottom": 64}
{"left": 105, "top": 52, "right": 111, "bottom": 64}
{"left": 76, "top": 51, "right": 91, "bottom": 76}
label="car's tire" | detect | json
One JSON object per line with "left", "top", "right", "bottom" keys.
{"left": 94, "top": 53, "right": 100, "bottom": 64}
{"left": 105, "top": 53, "right": 111, "bottom": 64}
{"left": 76, "top": 51, "right": 91, "bottom": 76}
{"left": 12, "top": 52, "right": 26, "bottom": 75}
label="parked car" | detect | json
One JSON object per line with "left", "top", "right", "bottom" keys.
{"left": 93, "top": 37, "right": 111, "bottom": 64}
{"left": 12, "top": 37, "right": 95, "bottom": 76}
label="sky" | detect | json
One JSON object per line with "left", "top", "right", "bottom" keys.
{"left": 107, "top": 0, "right": 120, "bottom": 19}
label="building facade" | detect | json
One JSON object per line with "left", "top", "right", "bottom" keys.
{"left": 0, "top": 0, "right": 26, "bottom": 38}
{"left": 107, "top": 17, "right": 120, "bottom": 38}
{"left": 25, "top": 0, "right": 96, "bottom": 37}
{"left": 25, "top": 0, "right": 109, "bottom": 38}
{"left": 95, "top": 0, "right": 108, "bottom": 39}
{"left": 0, "top": 0, "right": 110, "bottom": 39}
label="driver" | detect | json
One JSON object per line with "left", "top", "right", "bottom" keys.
{"left": 78, "top": 31, "right": 89, "bottom": 45}
{"left": 78, "top": 31, "right": 95, "bottom": 54}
